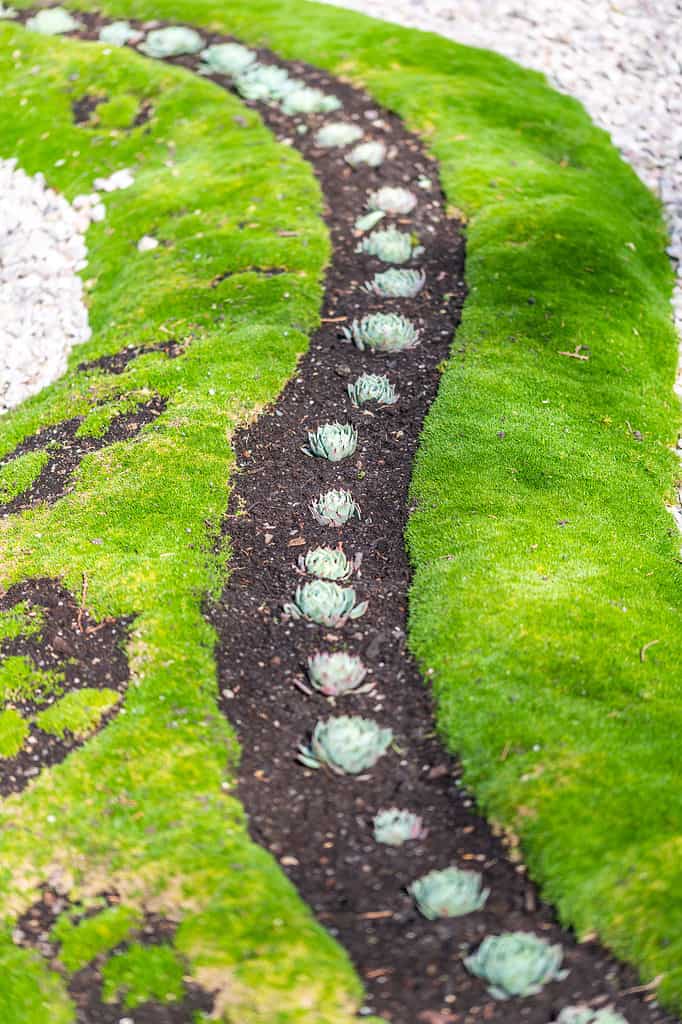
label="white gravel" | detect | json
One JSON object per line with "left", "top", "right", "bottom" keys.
{"left": 319, "top": 0, "right": 682, "bottom": 328}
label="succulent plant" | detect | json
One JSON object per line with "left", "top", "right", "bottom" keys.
{"left": 139, "top": 26, "right": 204, "bottom": 58}
{"left": 304, "top": 422, "right": 358, "bottom": 461}
{"left": 282, "top": 87, "right": 342, "bottom": 115}
{"left": 98, "top": 20, "right": 142, "bottom": 45}
{"left": 556, "top": 1008, "right": 628, "bottom": 1024}
{"left": 464, "top": 932, "right": 568, "bottom": 999}
{"left": 347, "top": 373, "right": 398, "bottom": 407}
{"left": 363, "top": 268, "right": 426, "bottom": 298}
{"left": 235, "top": 63, "right": 298, "bottom": 102}
{"left": 346, "top": 141, "right": 387, "bottom": 168}
{"left": 199, "top": 42, "right": 256, "bottom": 76}
{"left": 314, "top": 122, "right": 364, "bottom": 148}
{"left": 409, "top": 867, "right": 489, "bottom": 919}
{"left": 284, "top": 580, "right": 367, "bottom": 627}
{"left": 354, "top": 210, "right": 386, "bottom": 233}
{"left": 0, "top": 3, "right": 18, "bottom": 18}
{"left": 298, "top": 715, "right": 392, "bottom": 774}
{"left": 299, "top": 546, "right": 361, "bottom": 581}
{"left": 342, "top": 313, "right": 420, "bottom": 354}
{"left": 310, "top": 489, "right": 361, "bottom": 527}
{"left": 26, "top": 7, "right": 82, "bottom": 34}
{"left": 373, "top": 808, "right": 426, "bottom": 846}
{"left": 307, "top": 651, "right": 368, "bottom": 696}
{"left": 360, "top": 227, "right": 423, "bottom": 265}
{"left": 367, "top": 186, "right": 417, "bottom": 215}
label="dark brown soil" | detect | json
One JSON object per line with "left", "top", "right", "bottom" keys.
{"left": 10, "top": 10, "right": 679, "bottom": 1024}
{"left": 78, "top": 340, "right": 183, "bottom": 375}
{"left": 15, "top": 888, "right": 215, "bottom": 1023}
{"left": 72, "top": 92, "right": 107, "bottom": 124}
{"left": 0, "top": 579, "right": 132, "bottom": 796}
{"left": 0, "top": 395, "right": 166, "bottom": 516}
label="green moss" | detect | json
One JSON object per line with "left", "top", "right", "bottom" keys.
{"left": 0, "top": 656, "right": 64, "bottom": 705}
{"left": 0, "top": 708, "right": 29, "bottom": 758}
{"left": 52, "top": 903, "right": 142, "bottom": 973}
{"left": 0, "top": 448, "right": 49, "bottom": 502}
{"left": 102, "top": 942, "right": 185, "bottom": 1006}
{"left": 2, "top": 0, "right": 680, "bottom": 1013}
{"left": 34, "top": 688, "right": 122, "bottom": 739}
{"left": 96, "top": 92, "right": 143, "bottom": 128}
{"left": 0, "top": 933, "right": 73, "bottom": 1024}
{"left": 0, "top": 603, "right": 44, "bottom": 644}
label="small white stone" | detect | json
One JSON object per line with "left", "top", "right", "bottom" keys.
{"left": 137, "top": 235, "right": 159, "bottom": 252}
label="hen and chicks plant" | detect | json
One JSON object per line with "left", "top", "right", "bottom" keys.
{"left": 342, "top": 313, "right": 420, "bottom": 353}
{"left": 464, "top": 932, "right": 567, "bottom": 999}
{"left": 307, "top": 652, "right": 369, "bottom": 697}
{"left": 298, "top": 716, "right": 393, "bottom": 774}
{"left": 284, "top": 580, "right": 367, "bottom": 626}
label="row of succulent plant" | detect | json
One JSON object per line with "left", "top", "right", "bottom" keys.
{"left": 61, "top": 21, "right": 633, "bottom": 1015}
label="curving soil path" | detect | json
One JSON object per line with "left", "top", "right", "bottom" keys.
{"left": 7, "top": 11, "right": 680, "bottom": 1024}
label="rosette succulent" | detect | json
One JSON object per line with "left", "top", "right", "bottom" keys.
{"left": 304, "top": 422, "right": 358, "bottom": 461}
{"left": 373, "top": 808, "right": 426, "bottom": 846}
{"left": 307, "top": 651, "right": 368, "bottom": 696}
{"left": 310, "top": 489, "right": 361, "bottom": 527}
{"left": 314, "top": 122, "right": 364, "bottom": 148}
{"left": 346, "top": 141, "right": 386, "bottom": 168}
{"left": 363, "top": 268, "right": 426, "bottom": 298}
{"left": 139, "top": 26, "right": 204, "bottom": 57}
{"left": 409, "top": 867, "right": 489, "bottom": 919}
{"left": 298, "top": 716, "right": 393, "bottom": 774}
{"left": 556, "top": 1008, "right": 628, "bottom": 1024}
{"left": 235, "top": 63, "right": 297, "bottom": 102}
{"left": 199, "top": 42, "right": 256, "bottom": 76}
{"left": 298, "top": 546, "right": 360, "bottom": 581}
{"left": 282, "top": 87, "right": 341, "bottom": 115}
{"left": 360, "top": 227, "right": 423, "bottom": 264}
{"left": 98, "top": 20, "right": 142, "bottom": 45}
{"left": 283, "top": 580, "right": 368, "bottom": 626}
{"left": 348, "top": 373, "right": 398, "bottom": 407}
{"left": 367, "top": 186, "right": 417, "bottom": 215}
{"left": 26, "top": 7, "right": 82, "bottom": 34}
{"left": 464, "top": 932, "right": 568, "bottom": 999}
{"left": 342, "top": 313, "right": 420, "bottom": 353}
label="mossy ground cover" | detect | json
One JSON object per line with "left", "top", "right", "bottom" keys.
{"left": 0, "top": 22, "right": 367, "bottom": 1024}
{"left": 2, "top": 0, "right": 681, "bottom": 1015}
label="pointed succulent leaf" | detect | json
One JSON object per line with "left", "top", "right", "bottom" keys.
{"left": 199, "top": 42, "right": 256, "bottom": 76}
{"left": 464, "top": 932, "right": 568, "bottom": 999}
{"left": 299, "top": 715, "right": 393, "bottom": 773}
{"left": 367, "top": 186, "right": 417, "bottom": 215}
{"left": 310, "top": 489, "right": 361, "bottom": 527}
{"left": 346, "top": 141, "right": 386, "bottom": 168}
{"left": 342, "top": 313, "right": 420, "bottom": 354}
{"left": 348, "top": 373, "right": 398, "bottom": 407}
{"left": 363, "top": 268, "right": 426, "bottom": 298}
{"left": 314, "top": 122, "right": 364, "bottom": 148}
{"left": 360, "top": 227, "right": 422, "bottom": 264}
{"left": 98, "top": 20, "right": 142, "bottom": 45}
{"left": 373, "top": 808, "right": 426, "bottom": 846}
{"left": 282, "top": 87, "right": 342, "bottom": 115}
{"left": 304, "top": 422, "right": 358, "bottom": 461}
{"left": 285, "top": 580, "right": 367, "bottom": 627}
{"left": 355, "top": 210, "right": 386, "bottom": 233}
{"left": 139, "top": 26, "right": 204, "bottom": 57}
{"left": 299, "top": 546, "right": 359, "bottom": 581}
{"left": 557, "top": 1008, "right": 628, "bottom": 1024}
{"left": 26, "top": 7, "right": 82, "bottom": 34}
{"left": 307, "top": 651, "right": 368, "bottom": 696}
{"left": 409, "top": 866, "right": 488, "bottom": 919}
